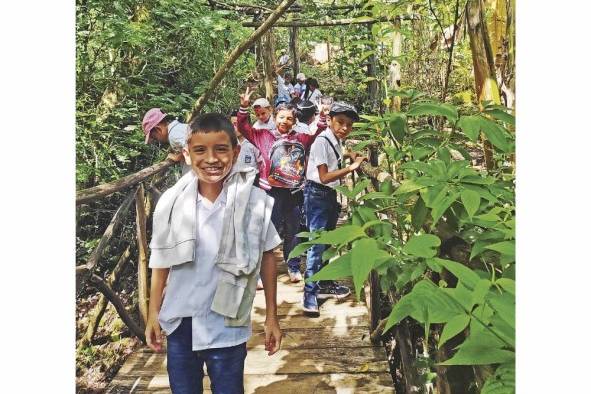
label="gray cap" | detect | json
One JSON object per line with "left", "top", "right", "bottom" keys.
{"left": 329, "top": 101, "right": 359, "bottom": 122}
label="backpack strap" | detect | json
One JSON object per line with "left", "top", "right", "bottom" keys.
{"left": 318, "top": 135, "right": 342, "bottom": 169}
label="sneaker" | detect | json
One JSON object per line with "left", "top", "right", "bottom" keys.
{"left": 302, "top": 292, "right": 319, "bottom": 316}
{"left": 256, "top": 278, "right": 264, "bottom": 290}
{"left": 288, "top": 270, "right": 303, "bottom": 283}
{"left": 317, "top": 282, "right": 351, "bottom": 300}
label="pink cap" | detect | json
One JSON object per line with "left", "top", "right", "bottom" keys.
{"left": 142, "top": 108, "right": 167, "bottom": 144}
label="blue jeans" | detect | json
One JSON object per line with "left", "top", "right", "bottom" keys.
{"left": 304, "top": 181, "right": 340, "bottom": 295}
{"left": 268, "top": 187, "right": 303, "bottom": 272}
{"left": 166, "top": 318, "right": 247, "bottom": 394}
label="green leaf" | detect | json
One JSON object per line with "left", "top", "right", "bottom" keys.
{"left": 457, "top": 115, "right": 481, "bottom": 141}
{"left": 485, "top": 241, "right": 515, "bottom": 257}
{"left": 480, "top": 118, "right": 510, "bottom": 152}
{"left": 388, "top": 114, "right": 407, "bottom": 142}
{"left": 407, "top": 102, "right": 459, "bottom": 123}
{"left": 485, "top": 108, "right": 515, "bottom": 126}
{"left": 394, "top": 179, "right": 430, "bottom": 195}
{"left": 313, "top": 225, "right": 367, "bottom": 246}
{"left": 431, "top": 191, "right": 460, "bottom": 225}
{"left": 434, "top": 258, "right": 480, "bottom": 289}
{"left": 351, "top": 239, "right": 380, "bottom": 299}
{"left": 287, "top": 241, "right": 314, "bottom": 259}
{"left": 471, "top": 279, "right": 492, "bottom": 309}
{"left": 403, "top": 234, "right": 441, "bottom": 258}
{"left": 425, "top": 258, "right": 442, "bottom": 273}
{"left": 496, "top": 278, "right": 515, "bottom": 295}
{"left": 438, "top": 314, "right": 470, "bottom": 347}
{"left": 411, "top": 197, "right": 429, "bottom": 231}
{"left": 307, "top": 253, "right": 352, "bottom": 282}
{"left": 439, "top": 343, "right": 514, "bottom": 365}
{"left": 461, "top": 189, "right": 481, "bottom": 218}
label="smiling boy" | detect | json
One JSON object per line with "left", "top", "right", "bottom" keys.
{"left": 145, "top": 113, "right": 282, "bottom": 393}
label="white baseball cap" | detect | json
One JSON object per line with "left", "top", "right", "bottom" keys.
{"left": 252, "top": 98, "right": 271, "bottom": 108}
{"left": 296, "top": 73, "right": 306, "bottom": 81}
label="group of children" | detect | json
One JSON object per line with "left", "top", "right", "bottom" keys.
{"left": 141, "top": 81, "right": 365, "bottom": 393}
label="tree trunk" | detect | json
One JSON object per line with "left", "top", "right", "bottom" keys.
{"left": 388, "top": 18, "right": 402, "bottom": 111}
{"left": 192, "top": 0, "right": 297, "bottom": 116}
{"left": 366, "top": 29, "right": 378, "bottom": 111}
{"left": 466, "top": 0, "right": 500, "bottom": 171}
{"left": 262, "top": 30, "right": 276, "bottom": 103}
{"left": 289, "top": 26, "right": 299, "bottom": 76}
{"left": 135, "top": 184, "right": 150, "bottom": 329}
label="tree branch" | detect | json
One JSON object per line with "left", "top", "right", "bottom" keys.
{"left": 76, "top": 159, "right": 175, "bottom": 205}
{"left": 89, "top": 274, "right": 146, "bottom": 343}
{"left": 191, "top": 0, "right": 298, "bottom": 117}
{"left": 242, "top": 14, "right": 417, "bottom": 28}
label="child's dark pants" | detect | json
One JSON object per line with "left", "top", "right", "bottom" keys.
{"left": 166, "top": 318, "right": 247, "bottom": 394}
{"left": 267, "top": 187, "right": 304, "bottom": 273}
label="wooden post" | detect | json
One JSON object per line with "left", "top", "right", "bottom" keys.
{"left": 135, "top": 184, "right": 149, "bottom": 328}
{"left": 289, "top": 26, "right": 299, "bottom": 76}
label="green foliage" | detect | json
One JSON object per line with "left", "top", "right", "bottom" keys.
{"left": 302, "top": 92, "right": 515, "bottom": 387}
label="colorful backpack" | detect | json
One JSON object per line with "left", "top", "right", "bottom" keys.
{"left": 267, "top": 139, "right": 306, "bottom": 188}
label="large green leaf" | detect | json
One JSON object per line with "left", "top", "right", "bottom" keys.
{"left": 461, "top": 189, "right": 481, "bottom": 219}
{"left": 438, "top": 314, "right": 471, "bottom": 347}
{"left": 485, "top": 108, "right": 516, "bottom": 126}
{"left": 439, "top": 343, "right": 514, "bottom": 365}
{"left": 388, "top": 113, "right": 407, "bottom": 142}
{"left": 434, "top": 258, "right": 480, "bottom": 289}
{"left": 407, "top": 102, "right": 459, "bottom": 123}
{"left": 313, "top": 225, "right": 367, "bottom": 246}
{"left": 394, "top": 179, "right": 430, "bottom": 195}
{"left": 486, "top": 241, "right": 515, "bottom": 257}
{"left": 457, "top": 115, "right": 481, "bottom": 141}
{"left": 307, "top": 253, "right": 352, "bottom": 282}
{"left": 480, "top": 117, "right": 510, "bottom": 152}
{"left": 431, "top": 191, "right": 460, "bottom": 225}
{"left": 403, "top": 234, "right": 441, "bottom": 258}
{"left": 351, "top": 238, "right": 380, "bottom": 299}
{"left": 411, "top": 197, "right": 429, "bottom": 231}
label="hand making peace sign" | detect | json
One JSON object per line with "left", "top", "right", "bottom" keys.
{"left": 240, "top": 86, "right": 253, "bottom": 108}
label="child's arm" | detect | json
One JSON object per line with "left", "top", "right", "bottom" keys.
{"left": 260, "top": 249, "right": 282, "bottom": 356}
{"left": 145, "top": 268, "right": 169, "bottom": 352}
{"left": 237, "top": 87, "right": 261, "bottom": 147}
{"left": 317, "top": 156, "right": 367, "bottom": 185}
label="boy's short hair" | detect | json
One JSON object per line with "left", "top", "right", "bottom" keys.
{"left": 274, "top": 103, "right": 298, "bottom": 118}
{"left": 187, "top": 113, "right": 238, "bottom": 147}
{"left": 296, "top": 100, "right": 316, "bottom": 123}
{"left": 329, "top": 101, "right": 360, "bottom": 122}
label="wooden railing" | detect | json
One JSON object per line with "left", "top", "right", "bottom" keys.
{"left": 76, "top": 161, "right": 175, "bottom": 347}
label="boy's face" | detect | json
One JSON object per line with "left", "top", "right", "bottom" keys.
{"left": 254, "top": 106, "right": 271, "bottom": 123}
{"left": 329, "top": 114, "right": 355, "bottom": 140}
{"left": 275, "top": 109, "right": 295, "bottom": 134}
{"left": 183, "top": 131, "right": 240, "bottom": 185}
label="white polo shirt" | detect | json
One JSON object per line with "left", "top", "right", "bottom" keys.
{"left": 306, "top": 129, "right": 342, "bottom": 189}
{"left": 158, "top": 187, "right": 281, "bottom": 350}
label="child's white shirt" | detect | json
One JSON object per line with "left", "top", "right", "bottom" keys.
{"left": 306, "top": 128, "right": 342, "bottom": 189}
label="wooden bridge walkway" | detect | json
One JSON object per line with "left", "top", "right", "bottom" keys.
{"left": 107, "top": 250, "right": 394, "bottom": 393}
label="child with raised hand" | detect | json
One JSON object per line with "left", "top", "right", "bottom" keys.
{"left": 145, "top": 113, "right": 282, "bottom": 393}
{"left": 237, "top": 87, "right": 329, "bottom": 283}
{"left": 302, "top": 102, "right": 367, "bottom": 316}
